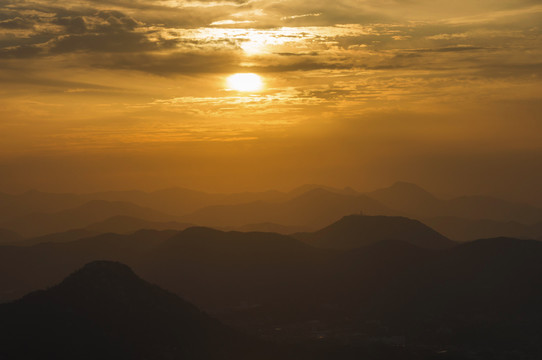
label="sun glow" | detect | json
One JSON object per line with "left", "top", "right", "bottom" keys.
{"left": 226, "top": 73, "right": 264, "bottom": 92}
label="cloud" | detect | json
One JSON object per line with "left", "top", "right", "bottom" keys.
{"left": 90, "top": 50, "right": 242, "bottom": 75}
{"left": 0, "top": 16, "right": 34, "bottom": 29}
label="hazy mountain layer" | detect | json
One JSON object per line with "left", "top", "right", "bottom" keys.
{"left": 180, "top": 189, "right": 397, "bottom": 229}
{"left": 3, "top": 183, "right": 542, "bottom": 241}
{"left": 369, "top": 182, "right": 542, "bottom": 223}
{"left": 1, "top": 200, "right": 176, "bottom": 238}
{"left": 295, "top": 214, "right": 454, "bottom": 250}
{"left": 424, "top": 216, "right": 542, "bottom": 242}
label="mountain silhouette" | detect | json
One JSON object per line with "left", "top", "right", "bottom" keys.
{"left": 368, "top": 182, "right": 542, "bottom": 223}
{"left": 368, "top": 181, "right": 439, "bottom": 215}
{"left": 85, "top": 215, "right": 193, "bottom": 234}
{"left": 0, "top": 261, "right": 269, "bottom": 360}
{"left": 384, "top": 237, "right": 542, "bottom": 338}
{"left": 180, "top": 188, "right": 396, "bottom": 229}
{"left": 141, "top": 227, "right": 328, "bottom": 310}
{"left": 1, "top": 228, "right": 542, "bottom": 356}
{"left": 1, "top": 200, "right": 176, "bottom": 237}
{"left": 18, "top": 228, "right": 99, "bottom": 246}
{"left": 86, "top": 187, "right": 290, "bottom": 216}
{"left": 296, "top": 214, "right": 454, "bottom": 250}
{"left": 287, "top": 184, "right": 359, "bottom": 197}
{"left": 424, "top": 216, "right": 542, "bottom": 241}
{"left": 0, "top": 190, "right": 85, "bottom": 223}
{"left": 0, "top": 230, "right": 178, "bottom": 302}
{"left": 225, "top": 222, "right": 310, "bottom": 234}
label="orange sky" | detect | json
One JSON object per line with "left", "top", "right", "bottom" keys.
{"left": 0, "top": 0, "right": 541, "bottom": 203}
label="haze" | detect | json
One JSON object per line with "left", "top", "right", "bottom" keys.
{"left": 1, "top": 0, "right": 541, "bottom": 204}
{"left": 2, "top": 2, "right": 542, "bottom": 356}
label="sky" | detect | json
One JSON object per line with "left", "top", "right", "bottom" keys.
{"left": 0, "top": 0, "right": 541, "bottom": 202}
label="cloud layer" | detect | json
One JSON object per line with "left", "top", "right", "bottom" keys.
{"left": 0, "top": 0, "right": 541, "bottom": 199}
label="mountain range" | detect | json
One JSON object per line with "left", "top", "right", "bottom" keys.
{"left": 2, "top": 182, "right": 542, "bottom": 243}
{"left": 1, "top": 216, "right": 542, "bottom": 358}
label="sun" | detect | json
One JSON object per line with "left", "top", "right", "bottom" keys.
{"left": 226, "top": 73, "right": 263, "bottom": 92}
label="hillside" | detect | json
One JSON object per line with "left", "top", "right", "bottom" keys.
{"left": 296, "top": 214, "right": 454, "bottom": 250}
{"left": 0, "top": 261, "right": 269, "bottom": 360}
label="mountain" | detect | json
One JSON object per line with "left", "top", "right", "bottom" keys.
{"left": 0, "top": 188, "right": 287, "bottom": 224}
{"left": 18, "top": 229, "right": 99, "bottom": 246}
{"left": 86, "top": 187, "right": 290, "bottom": 216}
{"left": 11, "top": 216, "right": 192, "bottom": 247}
{"left": 424, "top": 216, "right": 542, "bottom": 242}
{"left": 85, "top": 215, "right": 193, "bottom": 234}
{"left": 320, "top": 238, "right": 542, "bottom": 358}
{"left": 386, "top": 237, "right": 542, "bottom": 341}
{"left": 0, "top": 261, "right": 269, "bottom": 360}
{"left": 368, "top": 182, "right": 542, "bottom": 223}
{"left": 295, "top": 214, "right": 454, "bottom": 250}
{"left": 0, "top": 190, "right": 86, "bottom": 223}
{"left": 141, "top": 227, "right": 329, "bottom": 310}
{"left": 1, "top": 227, "right": 542, "bottom": 356}
{"left": 0, "top": 229, "right": 178, "bottom": 302}
{"left": 0, "top": 227, "right": 326, "bottom": 308}
{"left": 180, "top": 188, "right": 396, "bottom": 229}
{"left": 445, "top": 195, "right": 542, "bottom": 223}
{"left": 287, "top": 184, "right": 359, "bottom": 197}
{"left": 368, "top": 181, "right": 440, "bottom": 216}
{"left": 0, "top": 185, "right": 361, "bottom": 224}
{"left": 1, "top": 200, "right": 176, "bottom": 237}
{"left": 226, "top": 222, "right": 310, "bottom": 234}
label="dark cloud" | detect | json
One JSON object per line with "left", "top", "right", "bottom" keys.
{"left": 0, "top": 44, "right": 42, "bottom": 58}
{"left": 249, "top": 59, "right": 354, "bottom": 73}
{"left": 90, "top": 50, "right": 242, "bottom": 75}
{"left": 276, "top": 52, "right": 320, "bottom": 57}
{"left": 412, "top": 45, "right": 487, "bottom": 53}
{"left": 0, "top": 8, "right": 178, "bottom": 59}
{"left": 54, "top": 16, "right": 88, "bottom": 34}
{"left": 0, "top": 16, "right": 34, "bottom": 29}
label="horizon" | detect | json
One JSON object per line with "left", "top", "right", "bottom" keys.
{"left": 2, "top": 180, "right": 541, "bottom": 208}
{"left": 0, "top": 0, "right": 541, "bottom": 204}
{"left": 1, "top": 1, "right": 542, "bottom": 358}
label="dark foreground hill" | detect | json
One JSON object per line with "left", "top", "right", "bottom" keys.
{"left": 2, "top": 227, "right": 542, "bottom": 358}
{"left": 295, "top": 214, "right": 454, "bottom": 250}
{"left": 0, "top": 261, "right": 273, "bottom": 360}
